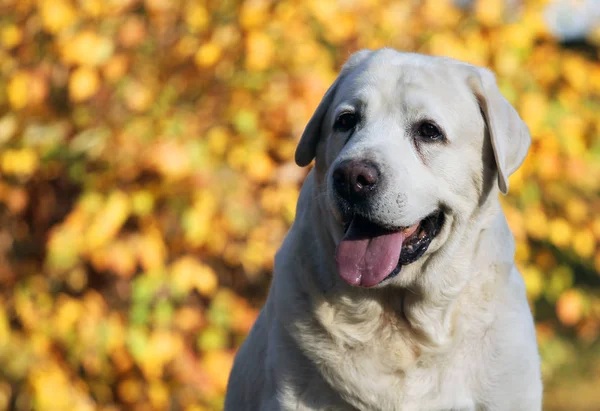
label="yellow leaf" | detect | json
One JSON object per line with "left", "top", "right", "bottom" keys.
{"left": 562, "top": 55, "right": 589, "bottom": 92}
{"left": 131, "top": 190, "right": 154, "bottom": 216}
{"left": 206, "top": 126, "right": 229, "bottom": 156}
{"left": 428, "top": 32, "right": 468, "bottom": 62}
{"left": 590, "top": 66, "right": 600, "bottom": 94}
{"left": 195, "top": 264, "right": 219, "bottom": 297}
{"left": 247, "top": 151, "right": 274, "bottom": 183}
{"left": 117, "top": 378, "right": 142, "bottom": 404}
{"left": 0, "top": 301, "right": 9, "bottom": 348}
{"left": 0, "top": 114, "right": 17, "bottom": 144}
{"left": 171, "top": 256, "right": 201, "bottom": 294}
{"left": 79, "top": 0, "right": 105, "bottom": 17}
{"left": 148, "top": 381, "right": 169, "bottom": 409}
{"left": 421, "top": 0, "right": 461, "bottom": 29}
{"left": 507, "top": 168, "right": 525, "bottom": 195}
{"left": 494, "top": 49, "right": 520, "bottom": 77}
{"left": 503, "top": 23, "right": 535, "bottom": 50}
{"left": 54, "top": 296, "right": 82, "bottom": 337}
{"left": 171, "top": 256, "right": 218, "bottom": 297}
{"left": 1, "top": 25, "right": 22, "bottom": 49}
{"left": 91, "top": 240, "right": 137, "bottom": 278}
{"left": 103, "top": 55, "right": 129, "bottom": 82}
{"left": 138, "top": 331, "right": 182, "bottom": 379}
{"left": 185, "top": 2, "right": 210, "bottom": 33}
{"left": 134, "top": 229, "right": 167, "bottom": 271}
{"left": 1, "top": 148, "right": 39, "bottom": 176}
{"left": 566, "top": 198, "right": 588, "bottom": 225}
{"left": 0, "top": 381, "right": 9, "bottom": 410}
{"left": 124, "top": 80, "right": 153, "bottom": 112}
{"left": 61, "top": 30, "right": 114, "bottom": 67}
{"left": 174, "top": 306, "right": 204, "bottom": 332}
{"left": 66, "top": 266, "right": 88, "bottom": 292}
{"left": 39, "top": 0, "right": 76, "bottom": 34}
{"left": 521, "top": 266, "right": 543, "bottom": 300}
{"left": 323, "top": 14, "right": 356, "bottom": 44}
{"left": 241, "top": 240, "right": 271, "bottom": 274}
{"left": 549, "top": 218, "right": 572, "bottom": 249}
{"left": 514, "top": 240, "right": 530, "bottom": 263}
{"left": 176, "top": 36, "right": 200, "bottom": 58}
{"left": 144, "top": 0, "right": 173, "bottom": 13}
{"left": 182, "top": 199, "right": 215, "bottom": 247}
{"left": 29, "top": 362, "right": 94, "bottom": 411}
{"left": 85, "top": 191, "right": 131, "bottom": 250}
{"left": 69, "top": 67, "right": 100, "bottom": 102}
{"left": 119, "top": 16, "right": 146, "bottom": 48}
{"left": 556, "top": 289, "right": 584, "bottom": 326}
{"left": 475, "top": 0, "right": 504, "bottom": 26}
{"left": 245, "top": 31, "right": 274, "bottom": 72}
{"left": 558, "top": 115, "right": 587, "bottom": 156}
{"left": 240, "top": 0, "right": 270, "bottom": 29}
{"left": 519, "top": 92, "right": 548, "bottom": 136}
{"left": 195, "top": 42, "right": 222, "bottom": 68}
{"left": 227, "top": 144, "right": 249, "bottom": 170}
{"left": 7, "top": 71, "right": 30, "bottom": 109}
{"left": 149, "top": 140, "right": 191, "bottom": 178}
{"left": 592, "top": 218, "right": 600, "bottom": 239}
{"left": 47, "top": 225, "right": 83, "bottom": 271}
{"left": 200, "top": 350, "right": 235, "bottom": 392}
{"left": 525, "top": 208, "right": 548, "bottom": 240}
{"left": 572, "top": 229, "right": 595, "bottom": 259}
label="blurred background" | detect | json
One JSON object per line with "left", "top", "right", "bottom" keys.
{"left": 0, "top": 0, "right": 599, "bottom": 409}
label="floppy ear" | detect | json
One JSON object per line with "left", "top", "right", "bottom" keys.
{"left": 294, "top": 78, "right": 341, "bottom": 167}
{"left": 295, "top": 49, "right": 373, "bottom": 167}
{"left": 467, "top": 67, "right": 531, "bottom": 195}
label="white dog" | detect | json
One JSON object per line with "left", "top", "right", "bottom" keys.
{"left": 224, "top": 49, "right": 542, "bottom": 411}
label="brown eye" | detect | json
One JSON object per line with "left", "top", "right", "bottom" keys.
{"left": 416, "top": 121, "right": 444, "bottom": 141}
{"left": 334, "top": 112, "right": 358, "bottom": 132}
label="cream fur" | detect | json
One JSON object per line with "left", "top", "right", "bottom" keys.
{"left": 224, "top": 49, "right": 542, "bottom": 411}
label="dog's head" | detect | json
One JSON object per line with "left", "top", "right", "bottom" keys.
{"left": 295, "top": 49, "right": 530, "bottom": 288}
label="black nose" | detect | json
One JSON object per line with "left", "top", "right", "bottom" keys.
{"left": 332, "top": 159, "right": 380, "bottom": 202}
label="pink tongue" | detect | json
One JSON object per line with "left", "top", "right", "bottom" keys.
{"left": 335, "top": 217, "right": 407, "bottom": 288}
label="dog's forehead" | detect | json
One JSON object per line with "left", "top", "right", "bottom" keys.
{"left": 338, "top": 52, "right": 470, "bottom": 111}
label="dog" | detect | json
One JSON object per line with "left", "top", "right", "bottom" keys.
{"left": 224, "top": 48, "right": 542, "bottom": 411}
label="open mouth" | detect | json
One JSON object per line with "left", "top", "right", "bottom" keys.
{"left": 335, "top": 211, "right": 445, "bottom": 287}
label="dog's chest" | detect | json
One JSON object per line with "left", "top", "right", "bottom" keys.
{"left": 321, "top": 344, "right": 475, "bottom": 411}
{"left": 302, "top": 309, "right": 477, "bottom": 411}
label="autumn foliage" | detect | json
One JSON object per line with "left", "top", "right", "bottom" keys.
{"left": 0, "top": 0, "right": 599, "bottom": 409}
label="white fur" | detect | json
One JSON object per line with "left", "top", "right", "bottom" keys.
{"left": 225, "top": 49, "right": 542, "bottom": 411}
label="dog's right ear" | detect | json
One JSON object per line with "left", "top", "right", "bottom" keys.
{"left": 294, "top": 49, "right": 373, "bottom": 167}
{"left": 466, "top": 66, "right": 531, "bottom": 195}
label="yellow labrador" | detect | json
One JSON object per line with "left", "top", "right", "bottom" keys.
{"left": 225, "top": 49, "right": 542, "bottom": 411}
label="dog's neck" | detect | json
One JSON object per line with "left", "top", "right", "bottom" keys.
{"left": 400, "top": 196, "right": 513, "bottom": 348}
{"left": 287, "top": 170, "right": 513, "bottom": 350}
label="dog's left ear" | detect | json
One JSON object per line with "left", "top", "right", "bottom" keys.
{"left": 295, "top": 49, "right": 373, "bottom": 167}
{"left": 467, "top": 67, "right": 531, "bottom": 195}
{"left": 294, "top": 78, "right": 341, "bottom": 167}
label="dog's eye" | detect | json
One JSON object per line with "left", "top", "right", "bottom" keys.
{"left": 334, "top": 113, "right": 358, "bottom": 132}
{"left": 416, "top": 121, "right": 444, "bottom": 141}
